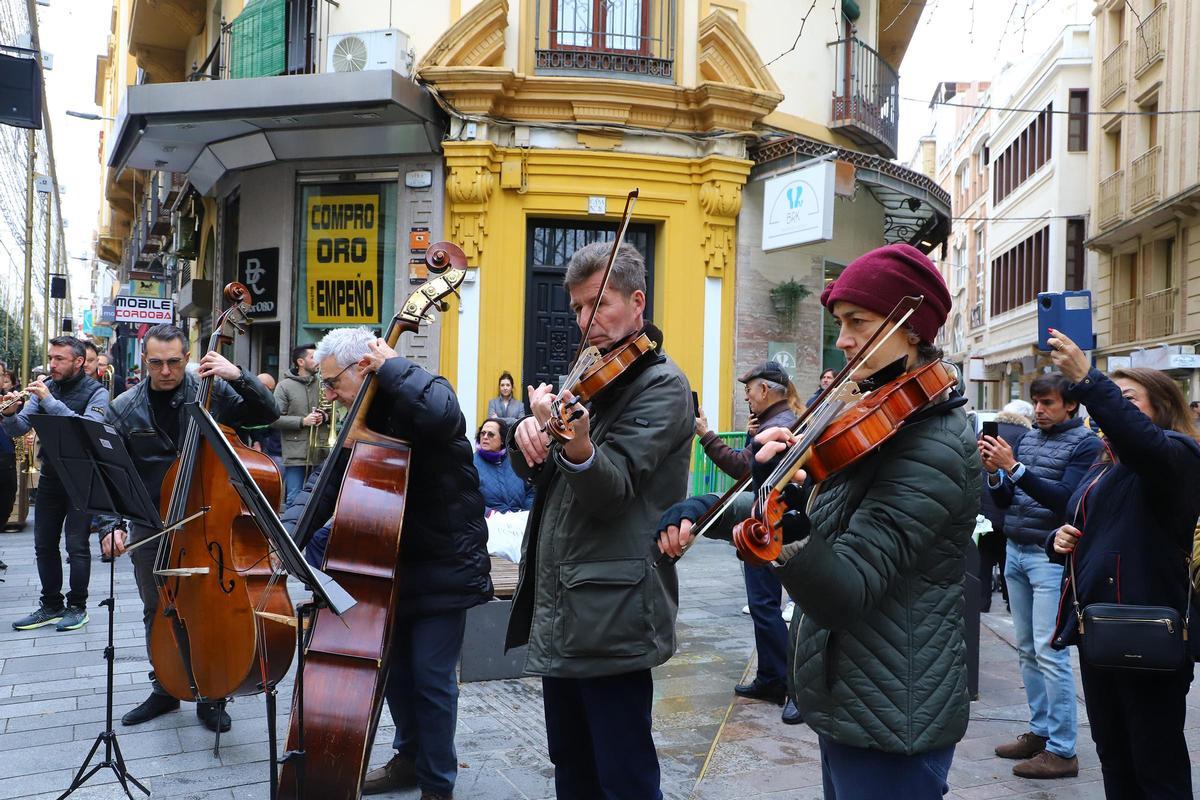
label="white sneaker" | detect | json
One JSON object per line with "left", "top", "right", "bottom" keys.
{"left": 781, "top": 601, "right": 795, "bottom": 623}
{"left": 741, "top": 604, "right": 751, "bottom": 615}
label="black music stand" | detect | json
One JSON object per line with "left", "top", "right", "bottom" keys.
{"left": 31, "top": 415, "right": 156, "bottom": 800}
{"left": 184, "top": 403, "right": 355, "bottom": 800}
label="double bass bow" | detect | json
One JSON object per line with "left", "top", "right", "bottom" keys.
{"left": 149, "top": 283, "right": 295, "bottom": 709}
{"left": 279, "top": 243, "right": 468, "bottom": 800}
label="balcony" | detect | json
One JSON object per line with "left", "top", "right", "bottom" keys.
{"left": 829, "top": 37, "right": 899, "bottom": 159}
{"left": 533, "top": 0, "right": 676, "bottom": 83}
{"left": 1134, "top": 2, "right": 1166, "bottom": 76}
{"left": 1098, "top": 171, "right": 1125, "bottom": 230}
{"left": 1112, "top": 297, "right": 1138, "bottom": 344}
{"left": 1101, "top": 41, "right": 1127, "bottom": 105}
{"left": 1130, "top": 145, "right": 1162, "bottom": 212}
{"left": 1143, "top": 286, "right": 1178, "bottom": 338}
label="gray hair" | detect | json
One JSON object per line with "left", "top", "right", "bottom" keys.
{"left": 758, "top": 379, "right": 787, "bottom": 397}
{"left": 1002, "top": 399, "right": 1034, "bottom": 419}
{"left": 563, "top": 240, "right": 647, "bottom": 296}
{"left": 315, "top": 327, "right": 376, "bottom": 368}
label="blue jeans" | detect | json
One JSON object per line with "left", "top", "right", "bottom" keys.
{"left": 283, "top": 465, "right": 308, "bottom": 507}
{"left": 1005, "top": 540, "right": 1077, "bottom": 758}
{"left": 743, "top": 563, "right": 788, "bottom": 685}
{"left": 383, "top": 610, "right": 467, "bottom": 796}
{"left": 820, "top": 736, "right": 955, "bottom": 798}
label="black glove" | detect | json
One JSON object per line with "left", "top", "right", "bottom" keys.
{"left": 778, "top": 482, "right": 812, "bottom": 545}
{"left": 656, "top": 494, "right": 717, "bottom": 536}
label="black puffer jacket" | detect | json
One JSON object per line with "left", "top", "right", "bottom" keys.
{"left": 283, "top": 356, "right": 491, "bottom": 616}
{"left": 96, "top": 369, "right": 278, "bottom": 541}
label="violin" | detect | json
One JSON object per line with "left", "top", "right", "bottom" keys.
{"left": 149, "top": 283, "right": 295, "bottom": 705}
{"left": 731, "top": 357, "right": 957, "bottom": 565}
{"left": 545, "top": 189, "right": 654, "bottom": 445}
{"left": 659, "top": 296, "right": 930, "bottom": 568}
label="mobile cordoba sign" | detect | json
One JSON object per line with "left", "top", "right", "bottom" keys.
{"left": 114, "top": 295, "right": 174, "bottom": 324}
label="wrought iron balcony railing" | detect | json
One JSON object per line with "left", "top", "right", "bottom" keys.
{"left": 1101, "top": 41, "right": 1127, "bottom": 105}
{"left": 1111, "top": 297, "right": 1138, "bottom": 345}
{"left": 534, "top": 0, "right": 676, "bottom": 82}
{"left": 1143, "top": 286, "right": 1178, "bottom": 339}
{"left": 829, "top": 37, "right": 899, "bottom": 159}
{"left": 1098, "top": 170, "right": 1124, "bottom": 230}
{"left": 1130, "top": 145, "right": 1162, "bottom": 212}
{"left": 1134, "top": 2, "right": 1166, "bottom": 76}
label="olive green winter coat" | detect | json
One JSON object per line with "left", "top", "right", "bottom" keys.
{"left": 504, "top": 352, "right": 693, "bottom": 678}
{"left": 773, "top": 400, "right": 981, "bottom": 755}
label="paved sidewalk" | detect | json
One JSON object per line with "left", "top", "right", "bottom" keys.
{"left": 1, "top": 524, "right": 1195, "bottom": 799}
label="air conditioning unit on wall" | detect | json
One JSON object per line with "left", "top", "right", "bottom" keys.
{"left": 326, "top": 29, "right": 412, "bottom": 76}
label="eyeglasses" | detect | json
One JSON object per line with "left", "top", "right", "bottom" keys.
{"left": 145, "top": 358, "right": 186, "bottom": 369}
{"left": 319, "top": 362, "right": 353, "bottom": 390}
{"left": 478, "top": 430, "right": 499, "bottom": 438}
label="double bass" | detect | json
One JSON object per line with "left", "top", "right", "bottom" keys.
{"left": 279, "top": 244, "right": 468, "bottom": 800}
{"left": 148, "top": 283, "right": 295, "bottom": 705}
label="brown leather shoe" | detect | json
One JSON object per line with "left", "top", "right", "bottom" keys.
{"left": 994, "top": 731, "right": 1048, "bottom": 760}
{"left": 1012, "top": 750, "right": 1079, "bottom": 779}
{"left": 362, "top": 754, "right": 417, "bottom": 795}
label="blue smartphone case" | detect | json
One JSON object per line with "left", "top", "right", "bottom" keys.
{"left": 1037, "top": 290, "right": 1093, "bottom": 351}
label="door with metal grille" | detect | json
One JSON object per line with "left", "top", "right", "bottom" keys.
{"left": 523, "top": 219, "right": 654, "bottom": 392}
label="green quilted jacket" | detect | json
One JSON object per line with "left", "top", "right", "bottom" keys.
{"left": 773, "top": 400, "right": 981, "bottom": 755}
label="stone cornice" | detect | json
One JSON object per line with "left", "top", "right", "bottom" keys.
{"left": 419, "top": 67, "right": 782, "bottom": 133}
{"left": 418, "top": 0, "right": 507, "bottom": 69}
{"left": 697, "top": 11, "right": 781, "bottom": 94}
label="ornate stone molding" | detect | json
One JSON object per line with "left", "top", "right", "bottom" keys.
{"left": 444, "top": 142, "right": 500, "bottom": 267}
{"left": 696, "top": 156, "right": 750, "bottom": 277}
{"left": 419, "top": 67, "right": 782, "bottom": 133}
{"left": 418, "top": 0, "right": 507, "bottom": 69}
{"left": 129, "top": 43, "right": 186, "bottom": 84}
{"left": 697, "top": 11, "right": 781, "bottom": 94}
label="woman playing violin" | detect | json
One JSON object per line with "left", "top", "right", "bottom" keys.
{"left": 659, "top": 243, "right": 981, "bottom": 799}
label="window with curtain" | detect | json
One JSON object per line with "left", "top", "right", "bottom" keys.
{"left": 553, "top": 0, "right": 647, "bottom": 53}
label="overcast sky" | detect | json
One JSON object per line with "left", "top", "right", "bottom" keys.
{"left": 35, "top": 0, "right": 1093, "bottom": 304}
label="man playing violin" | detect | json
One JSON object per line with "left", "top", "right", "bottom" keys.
{"left": 97, "top": 324, "right": 279, "bottom": 733}
{"left": 659, "top": 243, "right": 980, "bottom": 798}
{"left": 281, "top": 326, "right": 492, "bottom": 800}
{"left": 507, "top": 240, "right": 693, "bottom": 800}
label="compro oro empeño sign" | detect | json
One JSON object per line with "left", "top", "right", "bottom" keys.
{"left": 305, "top": 193, "right": 382, "bottom": 325}
{"left": 761, "top": 160, "right": 835, "bottom": 252}
{"left": 113, "top": 295, "right": 174, "bottom": 324}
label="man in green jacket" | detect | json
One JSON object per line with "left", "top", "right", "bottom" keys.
{"left": 506, "top": 240, "right": 693, "bottom": 800}
{"left": 661, "top": 244, "right": 979, "bottom": 798}
{"left": 271, "top": 343, "right": 330, "bottom": 504}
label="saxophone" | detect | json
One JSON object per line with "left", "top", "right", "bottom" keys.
{"left": 307, "top": 400, "right": 337, "bottom": 466}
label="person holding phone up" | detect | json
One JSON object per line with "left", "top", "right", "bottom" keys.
{"left": 978, "top": 372, "right": 1101, "bottom": 780}
{"left": 1045, "top": 328, "right": 1200, "bottom": 799}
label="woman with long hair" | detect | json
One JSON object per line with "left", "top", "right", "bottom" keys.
{"left": 486, "top": 371, "right": 522, "bottom": 427}
{"left": 1047, "top": 329, "right": 1200, "bottom": 799}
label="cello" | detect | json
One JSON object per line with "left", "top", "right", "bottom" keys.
{"left": 279, "top": 243, "right": 468, "bottom": 800}
{"left": 148, "top": 283, "right": 295, "bottom": 706}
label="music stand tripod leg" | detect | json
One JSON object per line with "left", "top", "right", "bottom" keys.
{"left": 57, "top": 540, "right": 149, "bottom": 799}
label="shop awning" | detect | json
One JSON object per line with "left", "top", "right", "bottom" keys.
{"left": 978, "top": 341, "right": 1038, "bottom": 367}
{"left": 107, "top": 70, "right": 445, "bottom": 194}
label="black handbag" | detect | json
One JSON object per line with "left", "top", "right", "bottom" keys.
{"left": 1070, "top": 556, "right": 1191, "bottom": 672}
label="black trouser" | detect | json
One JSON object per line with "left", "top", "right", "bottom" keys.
{"left": 0, "top": 453, "right": 16, "bottom": 527}
{"left": 542, "top": 669, "right": 662, "bottom": 800}
{"left": 33, "top": 471, "right": 91, "bottom": 610}
{"left": 1080, "top": 659, "right": 1193, "bottom": 799}
{"left": 129, "top": 528, "right": 170, "bottom": 697}
{"left": 977, "top": 530, "right": 1007, "bottom": 609}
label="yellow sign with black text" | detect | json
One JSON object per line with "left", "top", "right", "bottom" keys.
{"left": 305, "top": 193, "right": 381, "bottom": 324}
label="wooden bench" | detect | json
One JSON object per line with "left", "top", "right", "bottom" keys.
{"left": 490, "top": 556, "right": 519, "bottom": 599}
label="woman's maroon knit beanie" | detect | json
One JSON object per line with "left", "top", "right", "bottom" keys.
{"left": 819, "top": 243, "right": 950, "bottom": 343}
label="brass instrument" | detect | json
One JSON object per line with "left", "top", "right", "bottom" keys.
{"left": 14, "top": 432, "right": 36, "bottom": 475}
{"left": 100, "top": 364, "right": 115, "bottom": 393}
{"left": 307, "top": 401, "right": 337, "bottom": 466}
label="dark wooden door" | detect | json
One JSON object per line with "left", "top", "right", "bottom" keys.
{"left": 523, "top": 219, "right": 654, "bottom": 392}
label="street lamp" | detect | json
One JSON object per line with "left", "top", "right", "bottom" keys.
{"left": 65, "top": 110, "right": 114, "bottom": 121}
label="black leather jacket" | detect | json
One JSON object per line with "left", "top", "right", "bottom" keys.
{"left": 97, "top": 369, "right": 279, "bottom": 540}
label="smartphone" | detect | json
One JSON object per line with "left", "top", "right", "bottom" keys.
{"left": 981, "top": 420, "right": 999, "bottom": 440}
{"left": 1037, "top": 290, "right": 1094, "bottom": 351}
{"left": 691, "top": 391, "right": 700, "bottom": 417}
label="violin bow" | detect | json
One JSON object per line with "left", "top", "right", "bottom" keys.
{"left": 573, "top": 189, "right": 640, "bottom": 366}
{"left": 656, "top": 294, "right": 925, "bottom": 568}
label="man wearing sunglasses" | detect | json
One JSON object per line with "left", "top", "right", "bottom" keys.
{"left": 96, "top": 323, "right": 278, "bottom": 733}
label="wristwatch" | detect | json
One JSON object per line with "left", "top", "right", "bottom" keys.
{"left": 1009, "top": 461, "right": 1027, "bottom": 481}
